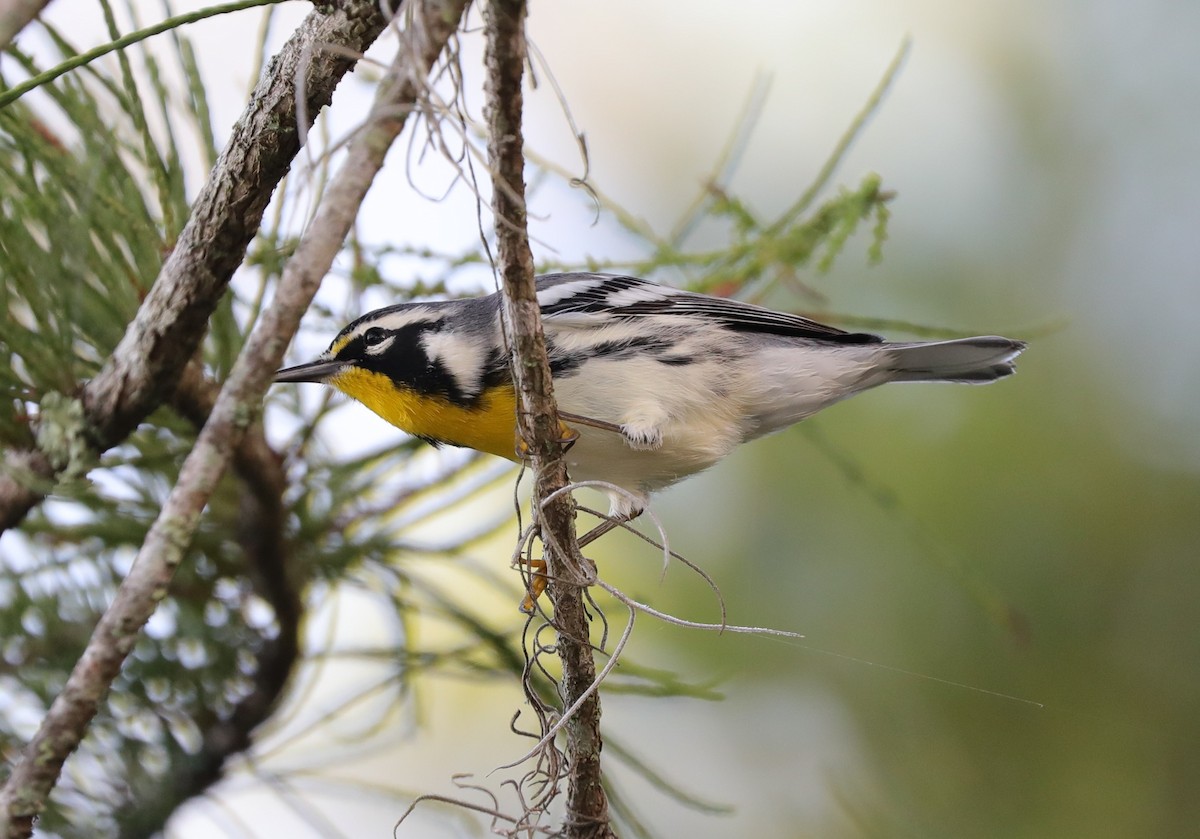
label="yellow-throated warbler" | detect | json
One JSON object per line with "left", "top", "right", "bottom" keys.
{"left": 276, "top": 273, "right": 1024, "bottom": 519}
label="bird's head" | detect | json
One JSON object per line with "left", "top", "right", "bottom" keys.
{"left": 275, "top": 304, "right": 448, "bottom": 389}
{"left": 274, "top": 301, "right": 516, "bottom": 456}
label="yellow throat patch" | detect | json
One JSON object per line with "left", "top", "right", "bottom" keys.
{"left": 330, "top": 367, "right": 519, "bottom": 461}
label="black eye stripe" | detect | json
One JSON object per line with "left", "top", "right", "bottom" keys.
{"left": 363, "top": 327, "right": 387, "bottom": 346}
{"left": 339, "top": 320, "right": 481, "bottom": 407}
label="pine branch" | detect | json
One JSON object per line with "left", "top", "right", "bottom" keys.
{"left": 0, "top": 0, "right": 51, "bottom": 50}
{"left": 116, "top": 361, "right": 302, "bottom": 838}
{"left": 0, "top": 0, "right": 391, "bottom": 536}
{"left": 0, "top": 1, "right": 470, "bottom": 834}
{"left": 0, "top": 0, "right": 285, "bottom": 109}
{"left": 483, "top": 2, "right": 613, "bottom": 836}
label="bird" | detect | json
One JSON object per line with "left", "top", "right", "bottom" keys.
{"left": 276, "top": 273, "right": 1025, "bottom": 526}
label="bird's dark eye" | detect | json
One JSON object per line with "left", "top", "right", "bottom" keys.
{"left": 363, "top": 327, "right": 386, "bottom": 347}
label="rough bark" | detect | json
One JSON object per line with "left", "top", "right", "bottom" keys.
{"left": 0, "top": 2, "right": 470, "bottom": 834}
{"left": 483, "top": 2, "right": 614, "bottom": 836}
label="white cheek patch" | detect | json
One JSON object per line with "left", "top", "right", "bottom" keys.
{"left": 421, "top": 330, "right": 488, "bottom": 398}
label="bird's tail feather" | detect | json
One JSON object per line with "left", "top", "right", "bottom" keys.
{"left": 886, "top": 337, "right": 1026, "bottom": 384}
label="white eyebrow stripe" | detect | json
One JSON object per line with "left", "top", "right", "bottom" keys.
{"left": 331, "top": 306, "right": 446, "bottom": 356}
{"left": 359, "top": 308, "right": 446, "bottom": 333}
{"left": 421, "top": 329, "right": 489, "bottom": 398}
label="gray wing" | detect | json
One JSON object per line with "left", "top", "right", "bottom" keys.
{"left": 535, "top": 272, "right": 882, "bottom": 344}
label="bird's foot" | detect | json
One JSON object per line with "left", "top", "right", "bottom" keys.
{"left": 514, "top": 419, "right": 579, "bottom": 460}
{"left": 619, "top": 421, "right": 663, "bottom": 451}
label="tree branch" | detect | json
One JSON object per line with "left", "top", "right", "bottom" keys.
{"left": 0, "top": 0, "right": 391, "bottom": 536}
{"left": 482, "top": 2, "right": 613, "bottom": 836}
{"left": 109, "top": 361, "right": 302, "bottom": 838}
{"left": 0, "top": 0, "right": 51, "bottom": 51}
{"left": 0, "top": 1, "right": 470, "bottom": 834}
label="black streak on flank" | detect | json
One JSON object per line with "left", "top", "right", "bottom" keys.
{"left": 589, "top": 336, "right": 674, "bottom": 360}
{"left": 544, "top": 335, "right": 701, "bottom": 379}
{"left": 549, "top": 350, "right": 584, "bottom": 379}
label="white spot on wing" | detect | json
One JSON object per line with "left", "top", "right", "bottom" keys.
{"left": 606, "top": 285, "right": 671, "bottom": 307}
{"left": 536, "top": 278, "right": 609, "bottom": 307}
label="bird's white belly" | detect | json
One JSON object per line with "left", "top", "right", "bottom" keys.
{"left": 552, "top": 362, "right": 744, "bottom": 516}
{"left": 560, "top": 422, "right": 735, "bottom": 517}
{"left": 547, "top": 343, "right": 880, "bottom": 516}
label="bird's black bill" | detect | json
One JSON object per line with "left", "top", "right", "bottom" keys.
{"left": 274, "top": 359, "right": 345, "bottom": 383}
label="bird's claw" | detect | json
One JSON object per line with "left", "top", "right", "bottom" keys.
{"left": 514, "top": 420, "right": 579, "bottom": 460}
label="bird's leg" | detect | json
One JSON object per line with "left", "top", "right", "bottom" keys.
{"left": 511, "top": 418, "right": 576, "bottom": 612}
{"left": 514, "top": 419, "right": 579, "bottom": 460}
{"left": 518, "top": 513, "right": 631, "bottom": 613}
{"left": 518, "top": 556, "right": 548, "bottom": 614}
{"left": 577, "top": 514, "right": 624, "bottom": 549}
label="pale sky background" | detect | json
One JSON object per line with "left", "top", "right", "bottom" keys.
{"left": 18, "top": 0, "right": 1200, "bottom": 836}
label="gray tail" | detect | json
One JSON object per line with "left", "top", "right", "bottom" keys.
{"left": 886, "top": 336, "right": 1026, "bottom": 384}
